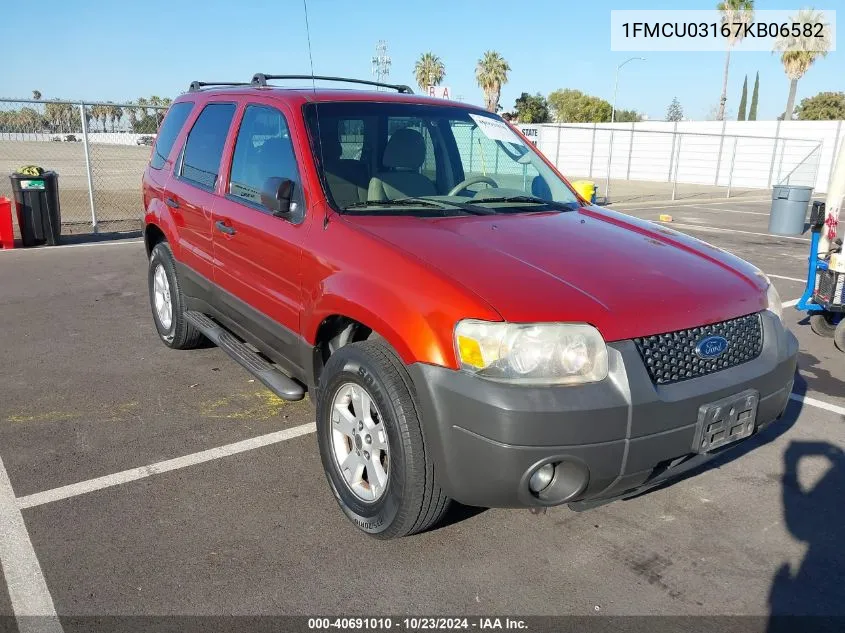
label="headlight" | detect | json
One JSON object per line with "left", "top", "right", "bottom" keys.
{"left": 755, "top": 270, "right": 784, "bottom": 323}
{"left": 766, "top": 282, "right": 784, "bottom": 323}
{"left": 454, "top": 320, "right": 608, "bottom": 385}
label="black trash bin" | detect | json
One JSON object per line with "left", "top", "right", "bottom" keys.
{"left": 10, "top": 171, "right": 61, "bottom": 247}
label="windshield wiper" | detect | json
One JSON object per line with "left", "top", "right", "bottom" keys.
{"left": 343, "top": 199, "right": 445, "bottom": 210}
{"left": 344, "top": 197, "right": 496, "bottom": 216}
{"left": 470, "top": 195, "right": 579, "bottom": 212}
{"left": 396, "top": 197, "right": 496, "bottom": 216}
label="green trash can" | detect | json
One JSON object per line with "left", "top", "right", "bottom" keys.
{"left": 10, "top": 171, "right": 62, "bottom": 247}
{"left": 768, "top": 184, "right": 813, "bottom": 236}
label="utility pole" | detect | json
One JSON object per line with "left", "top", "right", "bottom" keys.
{"left": 371, "top": 40, "right": 391, "bottom": 88}
{"left": 605, "top": 56, "right": 645, "bottom": 203}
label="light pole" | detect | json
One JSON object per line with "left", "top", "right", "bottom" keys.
{"left": 605, "top": 56, "right": 645, "bottom": 203}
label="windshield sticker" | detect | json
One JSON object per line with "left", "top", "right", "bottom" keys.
{"left": 468, "top": 114, "right": 524, "bottom": 146}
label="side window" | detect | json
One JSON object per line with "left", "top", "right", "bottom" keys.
{"left": 150, "top": 102, "right": 193, "bottom": 170}
{"left": 229, "top": 105, "right": 302, "bottom": 218}
{"left": 180, "top": 103, "right": 236, "bottom": 189}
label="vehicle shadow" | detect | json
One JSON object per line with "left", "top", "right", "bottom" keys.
{"left": 766, "top": 439, "right": 845, "bottom": 630}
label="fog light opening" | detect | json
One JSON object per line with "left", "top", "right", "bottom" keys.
{"left": 529, "top": 463, "right": 556, "bottom": 494}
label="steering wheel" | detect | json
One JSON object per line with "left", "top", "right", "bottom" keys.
{"left": 447, "top": 175, "right": 499, "bottom": 197}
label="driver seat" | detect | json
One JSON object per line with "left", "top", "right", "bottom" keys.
{"left": 367, "top": 128, "right": 436, "bottom": 201}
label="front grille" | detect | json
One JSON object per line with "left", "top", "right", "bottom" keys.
{"left": 633, "top": 313, "right": 763, "bottom": 385}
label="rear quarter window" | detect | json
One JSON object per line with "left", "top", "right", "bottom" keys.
{"left": 149, "top": 101, "right": 194, "bottom": 170}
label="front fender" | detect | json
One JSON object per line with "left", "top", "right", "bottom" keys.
{"left": 305, "top": 271, "right": 498, "bottom": 369}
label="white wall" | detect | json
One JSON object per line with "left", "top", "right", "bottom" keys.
{"left": 537, "top": 120, "right": 845, "bottom": 194}
{"left": 0, "top": 132, "right": 155, "bottom": 146}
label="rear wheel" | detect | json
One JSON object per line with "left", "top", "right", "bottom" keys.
{"left": 316, "top": 340, "right": 450, "bottom": 539}
{"left": 810, "top": 312, "right": 838, "bottom": 338}
{"left": 148, "top": 242, "right": 204, "bottom": 350}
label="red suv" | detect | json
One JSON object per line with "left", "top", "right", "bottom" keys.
{"left": 143, "top": 75, "right": 798, "bottom": 538}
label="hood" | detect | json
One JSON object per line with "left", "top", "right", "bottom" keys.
{"left": 344, "top": 206, "right": 767, "bottom": 342}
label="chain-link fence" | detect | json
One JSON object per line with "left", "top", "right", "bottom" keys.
{"left": 0, "top": 98, "right": 166, "bottom": 233}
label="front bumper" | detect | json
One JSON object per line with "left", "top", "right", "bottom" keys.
{"left": 409, "top": 311, "right": 798, "bottom": 508}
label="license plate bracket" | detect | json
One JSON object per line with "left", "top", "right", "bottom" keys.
{"left": 693, "top": 389, "right": 759, "bottom": 453}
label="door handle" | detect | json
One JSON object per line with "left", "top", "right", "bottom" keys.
{"left": 215, "top": 220, "right": 236, "bottom": 235}
{"left": 165, "top": 197, "right": 180, "bottom": 209}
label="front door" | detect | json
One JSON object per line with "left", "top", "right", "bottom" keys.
{"left": 211, "top": 101, "right": 308, "bottom": 374}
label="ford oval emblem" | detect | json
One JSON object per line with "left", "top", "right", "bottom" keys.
{"left": 695, "top": 335, "right": 729, "bottom": 359}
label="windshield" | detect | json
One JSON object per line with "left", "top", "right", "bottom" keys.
{"left": 304, "top": 102, "right": 579, "bottom": 216}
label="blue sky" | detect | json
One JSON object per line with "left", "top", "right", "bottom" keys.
{"left": 1, "top": 0, "right": 840, "bottom": 120}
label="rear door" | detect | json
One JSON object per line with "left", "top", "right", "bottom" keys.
{"left": 211, "top": 100, "right": 309, "bottom": 373}
{"left": 167, "top": 101, "right": 237, "bottom": 283}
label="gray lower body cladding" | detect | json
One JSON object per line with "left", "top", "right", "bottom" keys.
{"left": 409, "top": 311, "right": 799, "bottom": 509}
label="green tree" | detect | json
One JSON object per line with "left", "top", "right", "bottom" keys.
{"left": 547, "top": 89, "right": 612, "bottom": 123}
{"left": 107, "top": 103, "right": 123, "bottom": 132}
{"left": 615, "top": 109, "right": 642, "bottom": 122}
{"left": 666, "top": 97, "right": 684, "bottom": 122}
{"left": 716, "top": 0, "right": 754, "bottom": 121}
{"left": 31, "top": 90, "right": 41, "bottom": 101}
{"left": 748, "top": 72, "right": 760, "bottom": 120}
{"left": 774, "top": 8, "right": 832, "bottom": 121}
{"left": 16, "top": 107, "right": 43, "bottom": 132}
{"left": 513, "top": 92, "right": 549, "bottom": 123}
{"left": 737, "top": 75, "right": 748, "bottom": 120}
{"left": 475, "top": 51, "right": 510, "bottom": 113}
{"left": 796, "top": 91, "right": 845, "bottom": 120}
{"left": 414, "top": 52, "right": 445, "bottom": 91}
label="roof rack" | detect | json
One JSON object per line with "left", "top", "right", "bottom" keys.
{"left": 188, "top": 81, "right": 252, "bottom": 92}
{"left": 250, "top": 74, "right": 414, "bottom": 94}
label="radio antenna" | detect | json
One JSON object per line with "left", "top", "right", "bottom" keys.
{"left": 302, "top": 0, "right": 329, "bottom": 227}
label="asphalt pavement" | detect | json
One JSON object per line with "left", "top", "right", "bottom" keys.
{"left": 0, "top": 198, "right": 843, "bottom": 633}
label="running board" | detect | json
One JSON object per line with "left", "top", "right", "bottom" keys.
{"left": 185, "top": 311, "right": 305, "bottom": 401}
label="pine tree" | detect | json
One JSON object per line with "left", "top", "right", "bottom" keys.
{"left": 666, "top": 97, "right": 684, "bottom": 122}
{"left": 737, "top": 75, "right": 748, "bottom": 120}
{"left": 748, "top": 72, "right": 760, "bottom": 121}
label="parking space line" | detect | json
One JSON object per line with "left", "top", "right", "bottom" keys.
{"left": 658, "top": 221, "right": 811, "bottom": 242}
{"left": 783, "top": 299, "right": 800, "bottom": 308}
{"left": 789, "top": 393, "right": 845, "bottom": 417}
{"left": 16, "top": 422, "right": 317, "bottom": 510}
{"left": 768, "top": 274, "right": 805, "bottom": 283}
{"left": 0, "top": 456, "right": 63, "bottom": 633}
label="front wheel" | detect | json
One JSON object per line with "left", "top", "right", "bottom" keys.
{"left": 316, "top": 340, "right": 450, "bottom": 539}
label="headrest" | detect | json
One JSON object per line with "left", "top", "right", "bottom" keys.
{"left": 382, "top": 128, "right": 425, "bottom": 170}
{"left": 320, "top": 134, "right": 342, "bottom": 162}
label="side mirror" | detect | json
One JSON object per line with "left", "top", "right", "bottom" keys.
{"left": 261, "top": 177, "right": 296, "bottom": 217}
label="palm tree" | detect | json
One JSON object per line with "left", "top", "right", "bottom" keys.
{"left": 32, "top": 90, "right": 41, "bottom": 101}
{"left": 414, "top": 52, "right": 446, "bottom": 91}
{"left": 107, "top": 104, "right": 123, "bottom": 132}
{"left": 716, "top": 0, "right": 754, "bottom": 121}
{"left": 774, "top": 8, "right": 832, "bottom": 121}
{"left": 475, "top": 51, "right": 510, "bottom": 113}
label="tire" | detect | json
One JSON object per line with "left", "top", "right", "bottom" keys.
{"left": 147, "top": 242, "right": 204, "bottom": 350}
{"left": 810, "top": 312, "right": 838, "bottom": 338}
{"left": 316, "top": 340, "right": 450, "bottom": 539}
{"left": 835, "top": 319, "right": 845, "bottom": 353}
